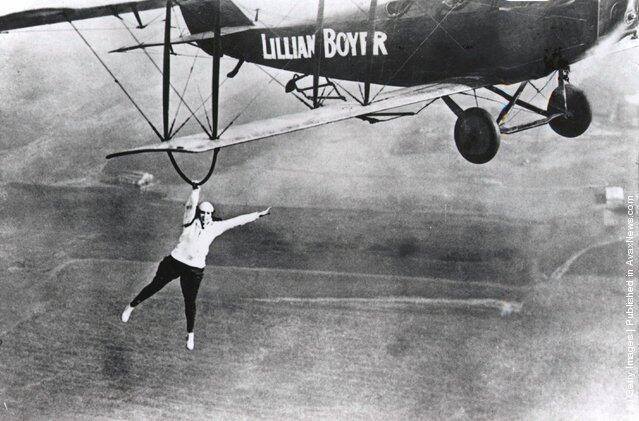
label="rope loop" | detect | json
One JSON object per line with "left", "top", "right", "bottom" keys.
{"left": 166, "top": 148, "right": 220, "bottom": 187}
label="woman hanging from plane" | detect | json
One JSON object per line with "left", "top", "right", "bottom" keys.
{"left": 121, "top": 184, "right": 270, "bottom": 350}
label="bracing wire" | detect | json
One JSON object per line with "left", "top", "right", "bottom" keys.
{"left": 119, "top": 19, "right": 212, "bottom": 138}
{"left": 254, "top": 65, "right": 312, "bottom": 108}
{"left": 68, "top": 19, "right": 163, "bottom": 142}
{"left": 169, "top": 49, "right": 201, "bottom": 136}
{"left": 504, "top": 72, "right": 555, "bottom": 125}
{"left": 214, "top": 1, "right": 305, "bottom": 133}
{"left": 371, "top": 6, "right": 457, "bottom": 102}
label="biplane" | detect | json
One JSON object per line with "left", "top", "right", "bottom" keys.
{"left": 0, "top": 0, "right": 637, "bottom": 183}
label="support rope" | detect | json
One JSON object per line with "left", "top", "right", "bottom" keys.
{"left": 198, "top": 148, "right": 220, "bottom": 185}
{"left": 166, "top": 148, "right": 220, "bottom": 187}
{"left": 167, "top": 152, "right": 196, "bottom": 185}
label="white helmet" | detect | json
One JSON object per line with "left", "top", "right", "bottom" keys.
{"left": 198, "top": 201, "right": 214, "bottom": 213}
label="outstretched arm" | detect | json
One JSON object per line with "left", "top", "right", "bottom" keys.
{"left": 182, "top": 186, "right": 200, "bottom": 226}
{"left": 217, "top": 207, "right": 270, "bottom": 233}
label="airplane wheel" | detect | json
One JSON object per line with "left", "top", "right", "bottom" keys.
{"left": 454, "top": 107, "right": 500, "bottom": 164}
{"left": 547, "top": 85, "right": 592, "bottom": 138}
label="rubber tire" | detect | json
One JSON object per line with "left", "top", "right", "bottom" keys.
{"left": 454, "top": 107, "right": 501, "bottom": 164}
{"left": 547, "top": 85, "right": 592, "bottom": 138}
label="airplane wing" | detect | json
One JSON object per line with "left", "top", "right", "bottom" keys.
{"left": 0, "top": 0, "right": 252, "bottom": 32}
{"left": 106, "top": 82, "right": 476, "bottom": 158}
{"left": 0, "top": 1, "right": 166, "bottom": 31}
{"left": 110, "top": 25, "right": 252, "bottom": 53}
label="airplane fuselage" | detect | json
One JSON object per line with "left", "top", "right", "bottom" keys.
{"left": 188, "top": 0, "right": 626, "bottom": 87}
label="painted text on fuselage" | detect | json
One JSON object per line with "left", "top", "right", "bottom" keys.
{"left": 261, "top": 28, "right": 388, "bottom": 60}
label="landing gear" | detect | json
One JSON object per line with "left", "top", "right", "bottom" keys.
{"left": 547, "top": 85, "right": 592, "bottom": 138}
{"left": 442, "top": 96, "right": 500, "bottom": 164}
{"left": 442, "top": 68, "right": 595, "bottom": 164}
{"left": 454, "top": 107, "right": 500, "bottom": 164}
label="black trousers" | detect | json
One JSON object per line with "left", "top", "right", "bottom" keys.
{"left": 130, "top": 255, "right": 204, "bottom": 333}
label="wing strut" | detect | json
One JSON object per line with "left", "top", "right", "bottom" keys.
{"left": 211, "top": 0, "right": 222, "bottom": 138}
{"left": 60, "top": 1, "right": 217, "bottom": 186}
{"left": 163, "top": 0, "right": 172, "bottom": 140}
{"left": 117, "top": 19, "right": 212, "bottom": 138}
{"left": 363, "top": 0, "right": 378, "bottom": 105}
{"left": 312, "top": 0, "right": 325, "bottom": 109}
{"left": 130, "top": 4, "right": 147, "bottom": 29}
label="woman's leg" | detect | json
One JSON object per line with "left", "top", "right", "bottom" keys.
{"left": 130, "top": 256, "right": 181, "bottom": 307}
{"left": 180, "top": 268, "right": 204, "bottom": 333}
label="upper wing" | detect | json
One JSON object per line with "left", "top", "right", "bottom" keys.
{"left": 0, "top": 0, "right": 253, "bottom": 32}
{"left": 106, "top": 82, "right": 476, "bottom": 158}
{"left": 0, "top": 1, "right": 166, "bottom": 31}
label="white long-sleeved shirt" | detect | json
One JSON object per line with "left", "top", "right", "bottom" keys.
{"left": 171, "top": 188, "right": 261, "bottom": 269}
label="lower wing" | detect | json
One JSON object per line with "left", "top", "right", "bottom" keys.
{"left": 106, "top": 82, "right": 476, "bottom": 158}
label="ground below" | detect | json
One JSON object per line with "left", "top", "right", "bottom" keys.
{"left": 0, "top": 183, "right": 635, "bottom": 419}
